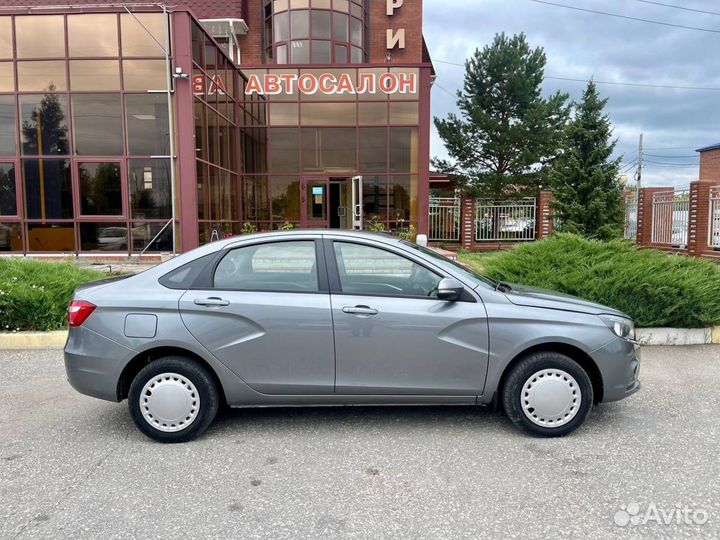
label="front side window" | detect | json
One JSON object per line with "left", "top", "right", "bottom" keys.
{"left": 333, "top": 242, "right": 441, "bottom": 298}
{"left": 214, "top": 240, "right": 319, "bottom": 292}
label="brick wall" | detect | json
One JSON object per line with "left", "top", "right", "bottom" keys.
{"left": 536, "top": 191, "right": 554, "bottom": 240}
{"left": 236, "top": 0, "right": 263, "bottom": 64}
{"left": 699, "top": 148, "right": 720, "bottom": 183}
{"left": 368, "top": 0, "right": 424, "bottom": 64}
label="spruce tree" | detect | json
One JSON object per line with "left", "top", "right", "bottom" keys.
{"left": 550, "top": 80, "right": 624, "bottom": 240}
{"left": 433, "top": 33, "right": 570, "bottom": 199}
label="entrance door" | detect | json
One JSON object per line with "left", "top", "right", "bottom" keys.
{"left": 351, "top": 175, "right": 363, "bottom": 230}
{"left": 301, "top": 177, "right": 330, "bottom": 228}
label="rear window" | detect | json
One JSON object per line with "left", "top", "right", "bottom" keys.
{"left": 158, "top": 253, "right": 217, "bottom": 290}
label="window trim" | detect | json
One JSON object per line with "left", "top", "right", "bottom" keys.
{"left": 196, "top": 237, "right": 329, "bottom": 294}
{"left": 325, "top": 238, "right": 449, "bottom": 301}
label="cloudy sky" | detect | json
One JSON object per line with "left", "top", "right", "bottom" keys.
{"left": 424, "top": 0, "right": 720, "bottom": 187}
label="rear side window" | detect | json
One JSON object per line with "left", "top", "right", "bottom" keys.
{"left": 213, "top": 241, "right": 320, "bottom": 292}
{"left": 159, "top": 253, "right": 217, "bottom": 290}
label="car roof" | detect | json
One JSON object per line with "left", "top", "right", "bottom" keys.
{"left": 211, "top": 229, "right": 402, "bottom": 248}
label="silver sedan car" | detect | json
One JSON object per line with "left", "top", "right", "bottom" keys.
{"left": 64, "top": 230, "right": 640, "bottom": 443}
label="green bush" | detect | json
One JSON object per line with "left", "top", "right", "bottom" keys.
{"left": 460, "top": 234, "right": 720, "bottom": 328}
{"left": 0, "top": 259, "right": 107, "bottom": 332}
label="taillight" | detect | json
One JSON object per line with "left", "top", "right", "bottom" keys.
{"left": 68, "top": 300, "right": 96, "bottom": 327}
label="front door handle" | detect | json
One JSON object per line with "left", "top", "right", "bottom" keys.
{"left": 194, "top": 297, "right": 230, "bottom": 307}
{"left": 342, "top": 305, "right": 378, "bottom": 316}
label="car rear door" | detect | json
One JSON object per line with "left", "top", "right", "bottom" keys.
{"left": 326, "top": 239, "right": 489, "bottom": 396}
{"left": 179, "top": 237, "right": 335, "bottom": 395}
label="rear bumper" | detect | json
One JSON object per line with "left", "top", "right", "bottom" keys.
{"left": 64, "top": 326, "right": 135, "bottom": 402}
{"left": 593, "top": 337, "right": 641, "bottom": 403}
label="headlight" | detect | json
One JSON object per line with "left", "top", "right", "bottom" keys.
{"left": 599, "top": 314, "right": 635, "bottom": 341}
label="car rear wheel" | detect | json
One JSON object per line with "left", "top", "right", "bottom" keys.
{"left": 502, "top": 352, "right": 593, "bottom": 437}
{"left": 128, "top": 356, "right": 219, "bottom": 443}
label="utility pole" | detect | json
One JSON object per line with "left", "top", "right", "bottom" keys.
{"left": 635, "top": 133, "right": 644, "bottom": 189}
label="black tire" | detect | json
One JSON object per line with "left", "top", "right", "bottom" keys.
{"left": 501, "top": 351, "right": 593, "bottom": 438}
{"left": 128, "top": 356, "right": 219, "bottom": 443}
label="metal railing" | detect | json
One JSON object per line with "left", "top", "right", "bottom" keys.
{"left": 624, "top": 193, "right": 638, "bottom": 240}
{"left": 651, "top": 187, "right": 690, "bottom": 248}
{"left": 428, "top": 197, "right": 460, "bottom": 241}
{"left": 710, "top": 187, "right": 720, "bottom": 249}
{"left": 476, "top": 198, "right": 536, "bottom": 242}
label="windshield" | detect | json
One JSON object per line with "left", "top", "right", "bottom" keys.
{"left": 399, "top": 241, "right": 496, "bottom": 289}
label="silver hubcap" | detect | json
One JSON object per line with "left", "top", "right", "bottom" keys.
{"left": 140, "top": 373, "right": 200, "bottom": 433}
{"left": 521, "top": 368, "right": 581, "bottom": 428}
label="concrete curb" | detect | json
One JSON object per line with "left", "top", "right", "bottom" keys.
{"left": 1, "top": 326, "right": 720, "bottom": 349}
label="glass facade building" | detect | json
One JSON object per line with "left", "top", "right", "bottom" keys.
{"left": 0, "top": 0, "right": 432, "bottom": 254}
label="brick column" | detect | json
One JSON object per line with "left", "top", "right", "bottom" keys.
{"left": 636, "top": 187, "right": 664, "bottom": 247}
{"left": 688, "top": 181, "right": 712, "bottom": 257}
{"left": 460, "top": 196, "right": 476, "bottom": 251}
{"left": 536, "top": 191, "right": 554, "bottom": 240}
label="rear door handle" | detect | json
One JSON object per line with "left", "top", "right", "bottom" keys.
{"left": 342, "top": 305, "right": 378, "bottom": 316}
{"left": 194, "top": 297, "right": 230, "bottom": 307}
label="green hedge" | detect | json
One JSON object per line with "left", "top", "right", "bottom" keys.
{"left": 0, "top": 259, "right": 107, "bottom": 332}
{"left": 460, "top": 234, "right": 720, "bottom": 328}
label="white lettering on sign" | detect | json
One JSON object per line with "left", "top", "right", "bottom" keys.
{"left": 192, "top": 74, "right": 227, "bottom": 96}
{"left": 386, "top": 0, "right": 406, "bottom": 50}
{"left": 244, "top": 72, "right": 417, "bottom": 96}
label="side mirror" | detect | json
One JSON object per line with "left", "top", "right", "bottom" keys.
{"left": 436, "top": 277, "right": 464, "bottom": 301}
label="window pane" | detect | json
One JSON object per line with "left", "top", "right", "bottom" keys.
{"left": 333, "top": 12, "right": 348, "bottom": 41}
{"left": 68, "top": 14, "right": 118, "bottom": 57}
{"left": 0, "top": 223, "right": 22, "bottom": 251}
{"left": 79, "top": 162, "right": 122, "bottom": 215}
{"left": 274, "top": 11, "right": 289, "bottom": 42}
{"left": 0, "top": 163, "right": 17, "bottom": 215}
{"left": 131, "top": 222, "right": 173, "bottom": 252}
{"left": 214, "top": 241, "right": 318, "bottom": 291}
{"left": 69, "top": 60, "right": 120, "bottom": 91}
{"left": 351, "top": 46, "right": 362, "bottom": 64}
{"left": 27, "top": 223, "right": 75, "bottom": 252}
{"left": 359, "top": 127, "right": 387, "bottom": 173}
{"left": 0, "top": 62, "right": 14, "bottom": 92}
{"left": 16, "top": 16, "right": 64, "bottom": 58}
{"left": 122, "top": 60, "right": 167, "bottom": 91}
{"left": 389, "top": 174, "right": 417, "bottom": 223}
{"left": 0, "top": 96, "right": 15, "bottom": 155}
{"left": 125, "top": 95, "right": 170, "bottom": 156}
{"left": 269, "top": 128, "right": 299, "bottom": 172}
{"left": 80, "top": 223, "right": 128, "bottom": 251}
{"left": 0, "top": 18, "right": 12, "bottom": 59}
{"left": 312, "top": 0, "right": 331, "bottom": 8}
{"left": 351, "top": 17, "right": 362, "bottom": 47}
{"left": 128, "top": 159, "right": 170, "bottom": 219}
{"left": 20, "top": 95, "right": 69, "bottom": 156}
{"left": 270, "top": 176, "right": 300, "bottom": 222}
{"left": 334, "top": 44, "right": 347, "bottom": 64}
{"left": 389, "top": 127, "right": 417, "bottom": 173}
{"left": 358, "top": 102, "right": 387, "bottom": 125}
{"left": 334, "top": 0, "right": 349, "bottom": 13}
{"left": 333, "top": 242, "right": 440, "bottom": 297}
{"left": 301, "top": 127, "right": 356, "bottom": 172}
{"left": 242, "top": 175, "right": 270, "bottom": 221}
{"left": 274, "top": 0, "right": 289, "bottom": 12}
{"left": 269, "top": 102, "right": 298, "bottom": 125}
{"left": 72, "top": 95, "right": 123, "bottom": 156}
{"left": 291, "top": 40, "right": 309, "bottom": 63}
{"left": 301, "top": 102, "right": 355, "bottom": 125}
{"left": 290, "top": 10, "right": 309, "bottom": 39}
{"left": 362, "top": 175, "right": 387, "bottom": 219}
{"left": 17, "top": 61, "right": 66, "bottom": 91}
{"left": 311, "top": 10, "right": 331, "bottom": 38}
{"left": 291, "top": 0, "right": 310, "bottom": 7}
{"left": 276, "top": 44, "right": 288, "bottom": 64}
{"left": 390, "top": 102, "right": 418, "bottom": 124}
{"left": 311, "top": 40, "right": 331, "bottom": 63}
{"left": 121, "top": 13, "right": 166, "bottom": 57}
{"left": 23, "top": 159, "right": 72, "bottom": 219}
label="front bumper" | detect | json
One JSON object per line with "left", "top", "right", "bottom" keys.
{"left": 64, "top": 326, "right": 135, "bottom": 402}
{"left": 592, "top": 337, "right": 641, "bottom": 403}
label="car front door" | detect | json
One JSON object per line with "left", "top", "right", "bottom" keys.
{"left": 178, "top": 238, "right": 335, "bottom": 395}
{"left": 327, "top": 239, "right": 490, "bottom": 396}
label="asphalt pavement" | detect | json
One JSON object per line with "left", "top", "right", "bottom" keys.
{"left": 1, "top": 346, "right": 719, "bottom": 539}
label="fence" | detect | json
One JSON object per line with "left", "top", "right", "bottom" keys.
{"left": 476, "top": 198, "right": 536, "bottom": 242}
{"left": 651, "top": 187, "right": 690, "bottom": 247}
{"left": 428, "top": 197, "right": 460, "bottom": 241}
{"left": 624, "top": 193, "right": 638, "bottom": 240}
{"left": 711, "top": 187, "right": 720, "bottom": 249}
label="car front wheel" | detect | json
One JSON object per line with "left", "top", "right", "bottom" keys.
{"left": 128, "top": 356, "right": 219, "bottom": 443}
{"left": 502, "top": 351, "right": 593, "bottom": 437}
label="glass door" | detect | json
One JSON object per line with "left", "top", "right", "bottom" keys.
{"left": 351, "top": 175, "right": 363, "bottom": 230}
{"left": 301, "top": 177, "right": 330, "bottom": 228}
